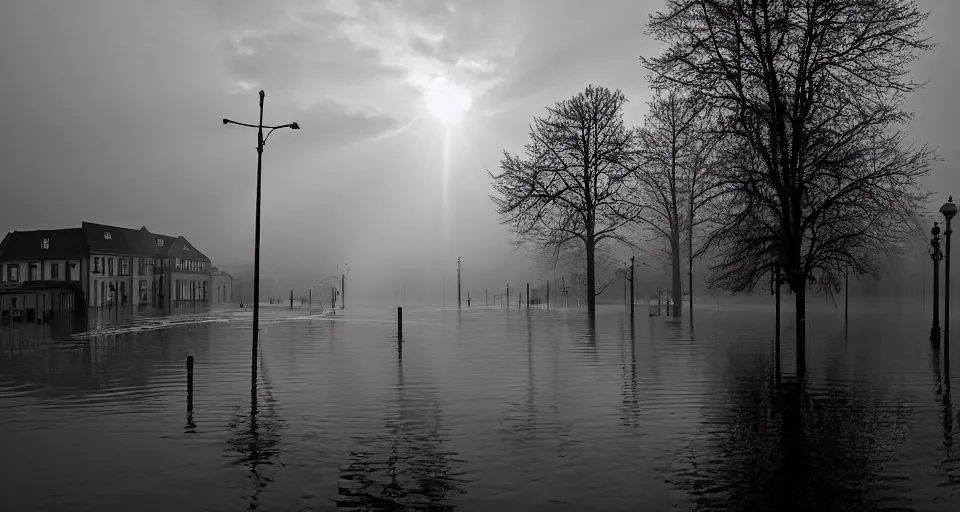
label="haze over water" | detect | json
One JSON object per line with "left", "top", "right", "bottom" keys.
{"left": 1, "top": 299, "right": 957, "bottom": 511}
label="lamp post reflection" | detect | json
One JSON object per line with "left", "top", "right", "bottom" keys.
{"left": 227, "top": 349, "right": 283, "bottom": 510}
{"left": 620, "top": 319, "right": 641, "bottom": 427}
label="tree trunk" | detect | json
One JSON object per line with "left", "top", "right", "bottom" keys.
{"left": 586, "top": 237, "right": 597, "bottom": 320}
{"left": 795, "top": 282, "right": 806, "bottom": 379}
{"left": 672, "top": 237, "right": 683, "bottom": 318}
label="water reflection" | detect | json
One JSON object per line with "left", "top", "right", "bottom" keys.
{"left": 337, "top": 333, "right": 467, "bottom": 510}
{"left": 932, "top": 346, "right": 960, "bottom": 488}
{"left": 225, "top": 346, "right": 285, "bottom": 510}
{"left": 620, "top": 320, "right": 641, "bottom": 428}
{"left": 670, "top": 354, "right": 913, "bottom": 510}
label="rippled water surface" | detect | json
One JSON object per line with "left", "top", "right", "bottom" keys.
{"left": 1, "top": 299, "right": 959, "bottom": 511}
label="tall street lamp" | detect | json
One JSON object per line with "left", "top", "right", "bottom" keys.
{"left": 932, "top": 222, "right": 943, "bottom": 344}
{"left": 941, "top": 197, "right": 958, "bottom": 358}
{"left": 337, "top": 263, "right": 349, "bottom": 310}
{"left": 223, "top": 90, "right": 300, "bottom": 372}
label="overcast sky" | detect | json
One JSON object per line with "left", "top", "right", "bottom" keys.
{"left": 1, "top": 0, "right": 957, "bottom": 302}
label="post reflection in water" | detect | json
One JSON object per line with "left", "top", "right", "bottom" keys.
{"left": 933, "top": 344, "right": 960, "bottom": 486}
{"left": 226, "top": 344, "right": 284, "bottom": 511}
{"left": 337, "top": 326, "right": 466, "bottom": 510}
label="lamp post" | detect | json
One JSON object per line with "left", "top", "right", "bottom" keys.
{"left": 457, "top": 257, "right": 462, "bottom": 309}
{"left": 932, "top": 222, "right": 943, "bottom": 344}
{"left": 941, "top": 197, "right": 958, "bottom": 358}
{"left": 223, "top": 90, "right": 300, "bottom": 372}
{"left": 337, "top": 263, "right": 349, "bottom": 310}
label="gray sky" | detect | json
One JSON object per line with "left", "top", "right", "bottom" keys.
{"left": 1, "top": 0, "right": 957, "bottom": 302}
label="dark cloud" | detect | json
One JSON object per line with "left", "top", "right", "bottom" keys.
{"left": 270, "top": 99, "right": 400, "bottom": 157}
{"left": 218, "top": 26, "right": 405, "bottom": 97}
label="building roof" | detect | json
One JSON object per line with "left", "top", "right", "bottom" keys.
{"left": 167, "top": 236, "right": 211, "bottom": 263}
{"left": 82, "top": 222, "right": 139, "bottom": 255}
{"left": 1, "top": 221, "right": 213, "bottom": 263}
{"left": 212, "top": 267, "right": 233, "bottom": 279}
{"left": 0, "top": 228, "right": 89, "bottom": 260}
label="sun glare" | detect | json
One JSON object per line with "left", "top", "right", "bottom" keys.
{"left": 424, "top": 79, "right": 472, "bottom": 127}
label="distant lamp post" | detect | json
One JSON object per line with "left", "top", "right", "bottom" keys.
{"left": 931, "top": 222, "right": 943, "bottom": 343}
{"left": 223, "top": 90, "right": 300, "bottom": 372}
{"left": 941, "top": 197, "right": 958, "bottom": 357}
{"left": 337, "top": 263, "right": 349, "bottom": 310}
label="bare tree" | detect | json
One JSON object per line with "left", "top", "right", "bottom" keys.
{"left": 645, "top": 0, "right": 935, "bottom": 376}
{"left": 633, "top": 89, "right": 720, "bottom": 318}
{"left": 490, "top": 85, "right": 643, "bottom": 319}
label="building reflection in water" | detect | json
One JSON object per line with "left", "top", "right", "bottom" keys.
{"left": 337, "top": 331, "right": 467, "bottom": 510}
{"left": 226, "top": 345, "right": 285, "bottom": 511}
{"left": 669, "top": 353, "right": 912, "bottom": 510}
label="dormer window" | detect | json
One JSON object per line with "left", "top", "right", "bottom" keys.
{"left": 41, "top": 238, "right": 49, "bottom": 249}
{"left": 103, "top": 232, "right": 112, "bottom": 240}
{"left": 156, "top": 238, "right": 164, "bottom": 247}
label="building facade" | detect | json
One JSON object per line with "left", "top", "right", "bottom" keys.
{"left": 211, "top": 267, "right": 234, "bottom": 304}
{"left": 0, "top": 228, "right": 87, "bottom": 323}
{"left": 0, "top": 222, "right": 213, "bottom": 323}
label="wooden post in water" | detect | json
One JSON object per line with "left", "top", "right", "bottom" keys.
{"left": 309, "top": 288, "right": 312, "bottom": 309}
{"left": 398, "top": 306, "right": 402, "bottom": 341}
{"left": 486, "top": 289, "right": 488, "bottom": 307}
{"left": 289, "top": 289, "right": 293, "bottom": 310}
{"left": 186, "top": 355, "right": 194, "bottom": 412}
{"left": 526, "top": 282, "right": 530, "bottom": 310}
{"left": 506, "top": 283, "right": 510, "bottom": 310}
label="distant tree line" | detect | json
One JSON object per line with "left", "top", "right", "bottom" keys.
{"left": 489, "top": 0, "right": 935, "bottom": 377}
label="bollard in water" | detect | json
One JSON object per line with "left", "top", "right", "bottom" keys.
{"left": 186, "top": 355, "right": 194, "bottom": 412}
{"left": 398, "top": 306, "right": 403, "bottom": 341}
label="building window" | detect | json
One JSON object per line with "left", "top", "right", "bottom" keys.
{"left": 28, "top": 264, "right": 38, "bottom": 281}
{"left": 7, "top": 265, "right": 19, "bottom": 282}
{"left": 156, "top": 238, "right": 164, "bottom": 247}
{"left": 41, "top": 238, "right": 49, "bottom": 249}
{"left": 203, "top": 281, "right": 208, "bottom": 300}
{"left": 175, "top": 258, "right": 181, "bottom": 271}
{"left": 103, "top": 231, "right": 112, "bottom": 240}
{"left": 93, "top": 257, "right": 101, "bottom": 273}
{"left": 139, "top": 280, "right": 147, "bottom": 301}
{"left": 11, "top": 298, "right": 17, "bottom": 308}
{"left": 107, "top": 258, "right": 114, "bottom": 277}
{"left": 51, "top": 263, "right": 59, "bottom": 279}
{"left": 120, "top": 281, "right": 126, "bottom": 303}
{"left": 163, "top": 258, "right": 170, "bottom": 268}
{"left": 120, "top": 258, "right": 130, "bottom": 276}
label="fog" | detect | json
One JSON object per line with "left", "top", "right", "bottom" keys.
{"left": 2, "top": 0, "right": 958, "bottom": 305}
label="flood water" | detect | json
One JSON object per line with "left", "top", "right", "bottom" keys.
{"left": 1, "top": 299, "right": 958, "bottom": 511}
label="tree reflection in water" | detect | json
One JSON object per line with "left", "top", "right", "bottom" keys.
{"left": 226, "top": 344, "right": 285, "bottom": 511}
{"left": 337, "top": 333, "right": 467, "bottom": 510}
{"left": 496, "top": 312, "right": 574, "bottom": 455}
{"left": 670, "top": 355, "right": 912, "bottom": 511}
